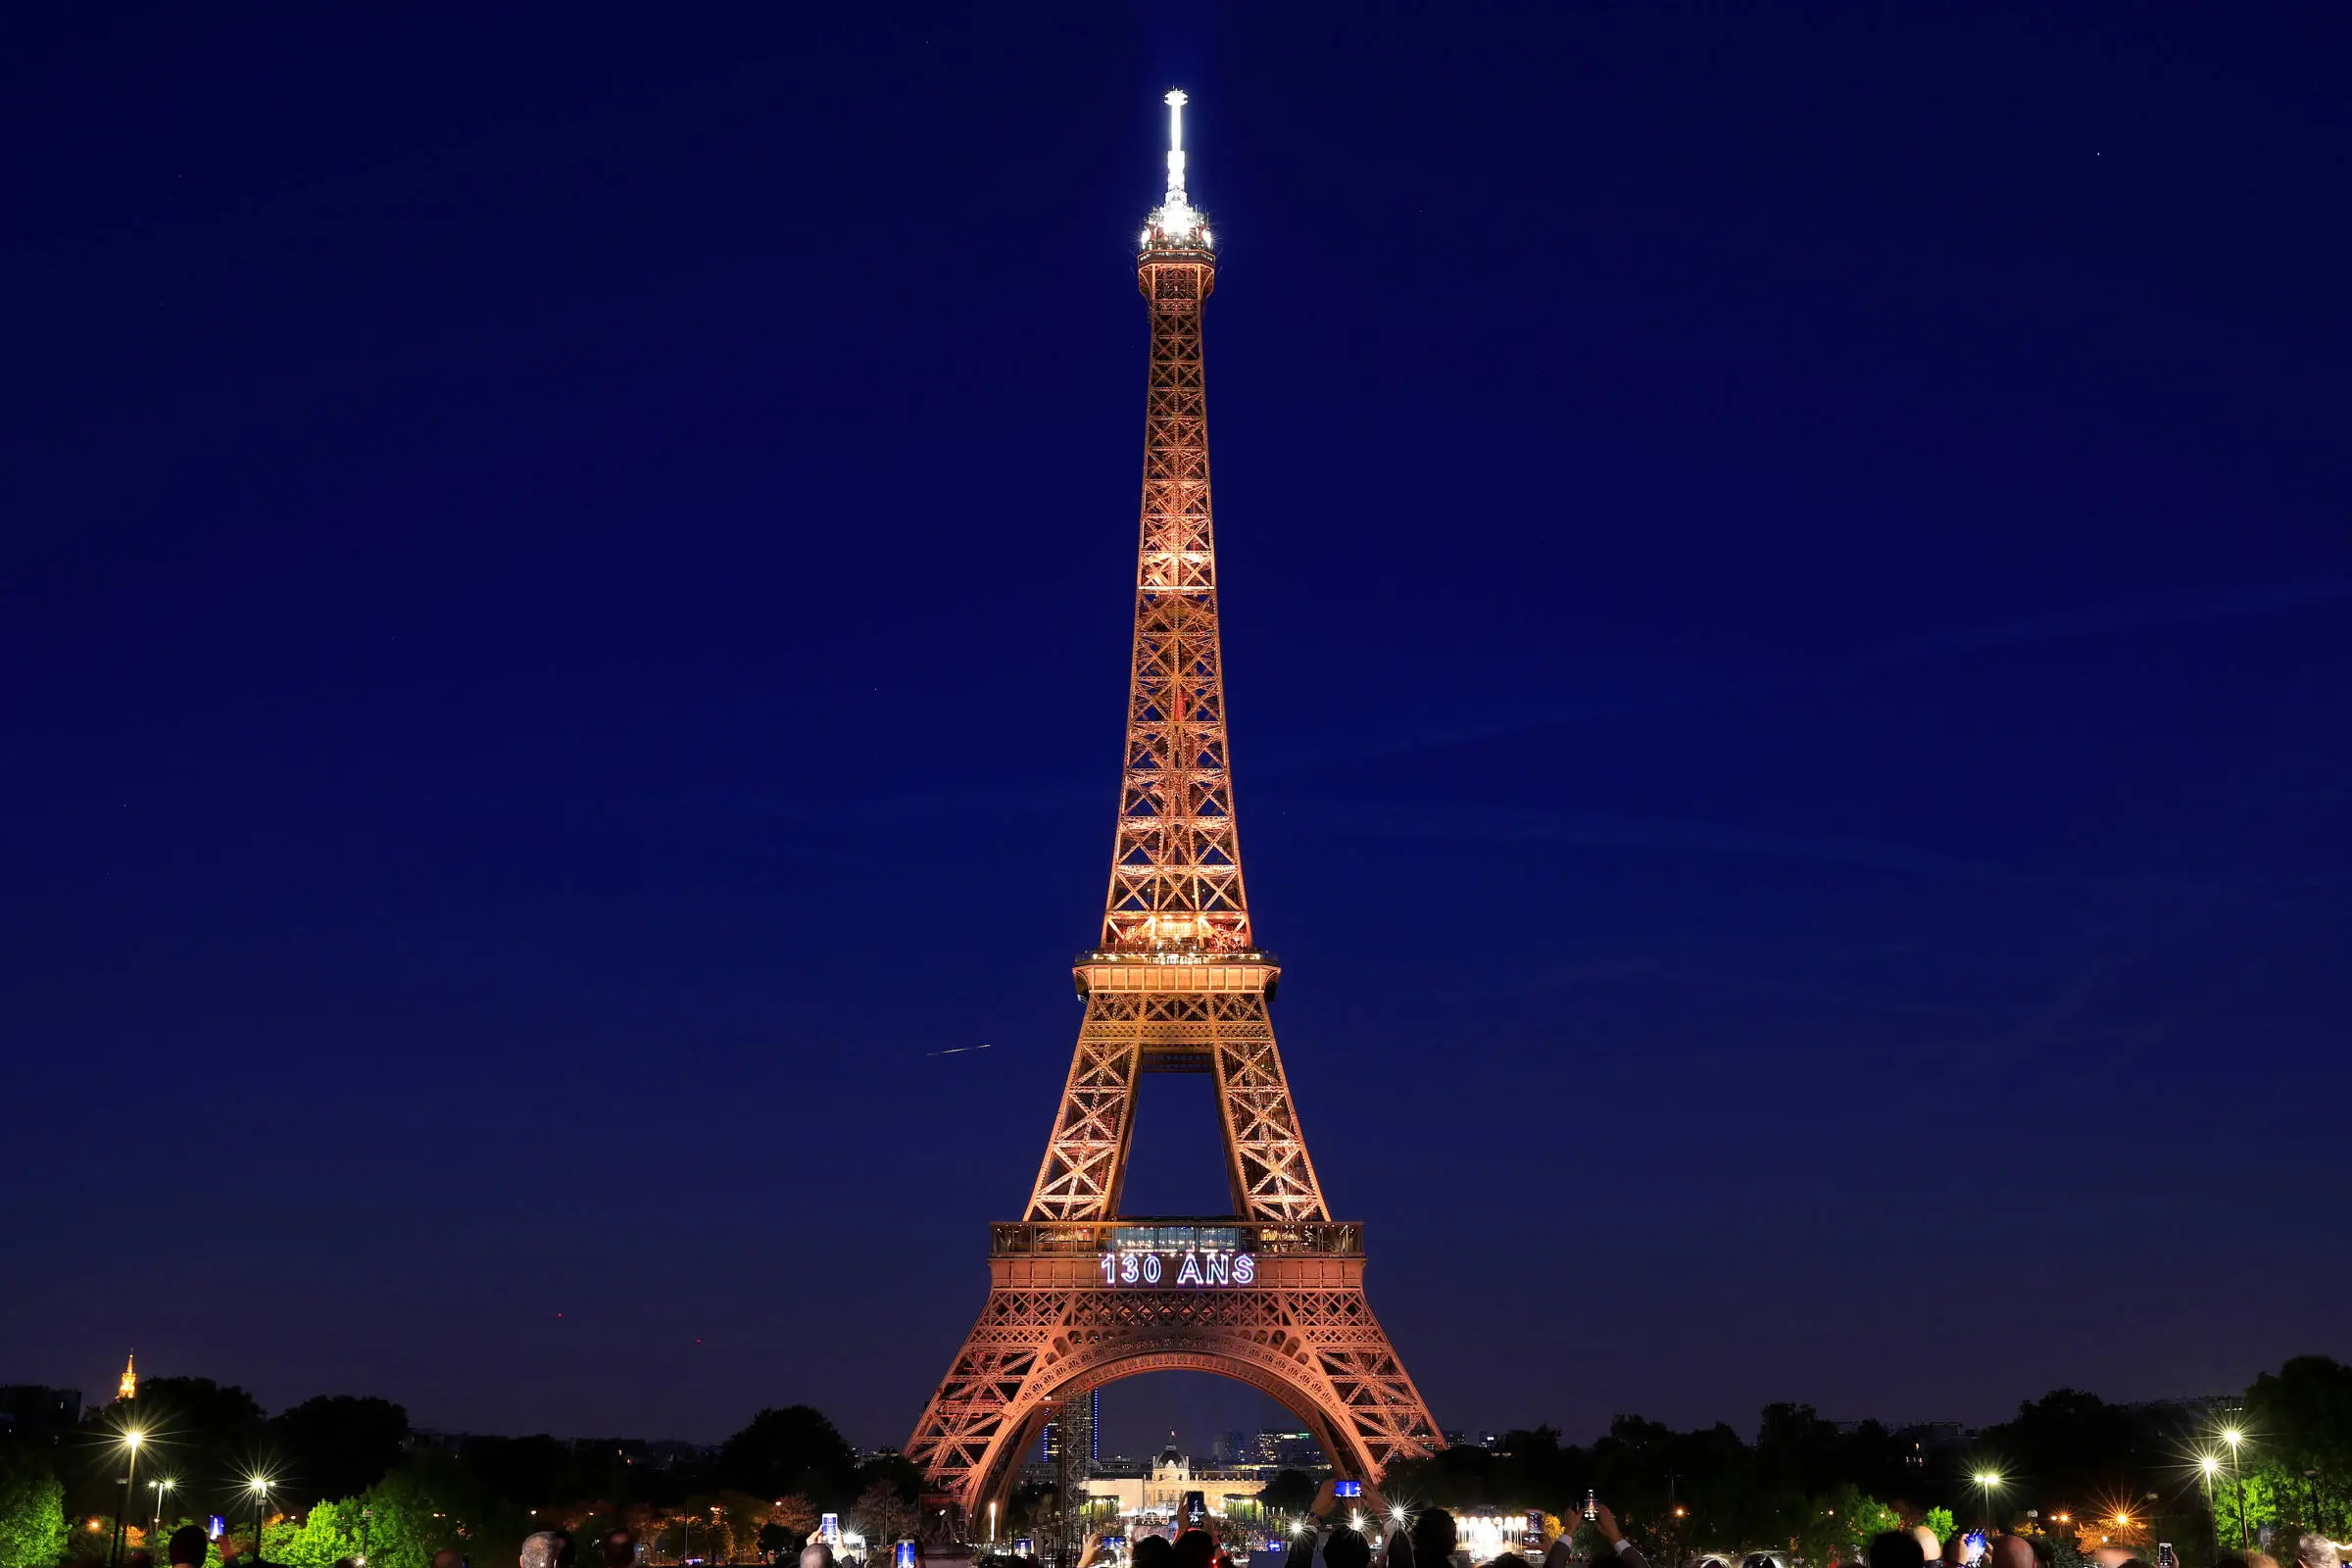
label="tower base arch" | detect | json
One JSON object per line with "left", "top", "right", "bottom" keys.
{"left": 906, "top": 1236, "right": 1440, "bottom": 1532}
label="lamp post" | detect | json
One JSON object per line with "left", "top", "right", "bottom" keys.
{"left": 250, "top": 1478, "right": 272, "bottom": 1567}
{"left": 1974, "top": 1473, "right": 2002, "bottom": 1532}
{"left": 2303, "top": 1472, "right": 2322, "bottom": 1536}
{"left": 2222, "top": 1430, "right": 2248, "bottom": 1551}
{"left": 110, "top": 1434, "right": 145, "bottom": 1568}
{"left": 151, "top": 1480, "right": 176, "bottom": 1540}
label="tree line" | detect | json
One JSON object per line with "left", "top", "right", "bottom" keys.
{"left": 1375, "top": 1358, "right": 2352, "bottom": 1562}
{"left": 0, "top": 1385, "right": 918, "bottom": 1568}
{"left": 3, "top": 1356, "right": 2347, "bottom": 1568}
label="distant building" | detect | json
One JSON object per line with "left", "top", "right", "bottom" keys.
{"left": 1891, "top": 1423, "right": 1974, "bottom": 1468}
{"left": 1082, "top": 1441, "right": 1262, "bottom": 1524}
{"left": 1041, "top": 1391, "right": 1102, "bottom": 1469}
{"left": 118, "top": 1354, "right": 137, "bottom": 1402}
{"left": 1252, "top": 1431, "right": 1322, "bottom": 1469}
{"left": 0, "top": 1386, "right": 83, "bottom": 1445}
{"left": 571, "top": 1439, "right": 650, "bottom": 1466}
{"left": 2124, "top": 1395, "right": 2244, "bottom": 1419}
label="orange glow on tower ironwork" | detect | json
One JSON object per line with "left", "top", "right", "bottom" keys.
{"left": 903, "top": 93, "right": 1440, "bottom": 1537}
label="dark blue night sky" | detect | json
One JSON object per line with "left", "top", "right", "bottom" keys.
{"left": 4, "top": 3, "right": 2347, "bottom": 1459}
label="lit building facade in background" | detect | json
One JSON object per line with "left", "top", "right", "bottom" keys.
{"left": 1080, "top": 1441, "right": 1265, "bottom": 1525}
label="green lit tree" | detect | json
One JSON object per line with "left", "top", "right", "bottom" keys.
{"left": 1795, "top": 1485, "right": 1903, "bottom": 1566}
{"left": 0, "top": 1447, "right": 70, "bottom": 1568}
{"left": 265, "top": 1498, "right": 364, "bottom": 1568}
{"left": 2243, "top": 1355, "right": 2352, "bottom": 1539}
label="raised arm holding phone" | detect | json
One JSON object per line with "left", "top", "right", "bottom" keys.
{"left": 1543, "top": 1503, "right": 1648, "bottom": 1568}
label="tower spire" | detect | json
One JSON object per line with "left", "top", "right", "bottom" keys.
{"left": 1143, "top": 86, "right": 1209, "bottom": 251}
{"left": 1163, "top": 88, "right": 1188, "bottom": 205}
{"left": 1112, "top": 84, "right": 1237, "bottom": 952}
{"left": 118, "top": 1352, "right": 136, "bottom": 1401}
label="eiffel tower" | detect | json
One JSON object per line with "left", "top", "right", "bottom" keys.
{"left": 903, "top": 90, "right": 1442, "bottom": 1535}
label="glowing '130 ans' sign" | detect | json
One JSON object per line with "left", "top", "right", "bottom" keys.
{"left": 1098, "top": 1250, "right": 1256, "bottom": 1287}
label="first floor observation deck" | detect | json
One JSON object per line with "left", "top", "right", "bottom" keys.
{"left": 986, "top": 1216, "right": 1363, "bottom": 1290}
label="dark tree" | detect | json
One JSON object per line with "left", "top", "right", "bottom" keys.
{"left": 2248, "top": 1357, "right": 2352, "bottom": 1473}
{"left": 854, "top": 1451, "right": 925, "bottom": 1503}
{"left": 1755, "top": 1403, "right": 1841, "bottom": 1496}
{"left": 1977, "top": 1390, "right": 2146, "bottom": 1512}
{"left": 1256, "top": 1470, "right": 1319, "bottom": 1517}
{"left": 457, "top": 1435, "right": 570, "bottom": 1513}
{"left": 271, "top": 1396, "right": 411, "bottom": 1507}
{"left": 713, "top": 1408, "right": 858, "bottom": 1506}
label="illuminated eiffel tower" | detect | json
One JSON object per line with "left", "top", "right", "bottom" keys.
{"left": 904, "top": 90, "right": 1441, "bottom": 1536}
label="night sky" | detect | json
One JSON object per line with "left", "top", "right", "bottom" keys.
{"left": 5, "top": 3, "right": 2348, "bottom": 1461}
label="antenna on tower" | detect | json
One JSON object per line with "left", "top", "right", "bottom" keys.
{"left": 1163, "top": 88, "right": 1188, "bottom": 205}
{"left": 1143, "top": 87, "right": 1208, "bottom": 250}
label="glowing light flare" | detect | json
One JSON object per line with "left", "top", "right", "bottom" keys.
{"left": 122, "top": 1431, "right": 146, "bottom": 1450}
{"left": 2221, "top": 1428, "right": 2245, "bottom": 1449}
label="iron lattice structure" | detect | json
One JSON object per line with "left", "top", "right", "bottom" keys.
{"left": 905, "top": 92, "right": 1441, "bottom": 1535}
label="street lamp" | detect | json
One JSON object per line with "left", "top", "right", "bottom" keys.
{"left": 152, "top": 1480, "right": 177, "bottom": 1539}
{"left": 249, "top": 1477, "right": 274, "bottom": 1566}
{"left": 2222, "top": 1429, "right": 2249, "bottom": 1551}
{"left": 111, "top": 1432, "right": 145, "bottom": 1568}
{"left": 1974, "top": 1473, "right": 2002, "bottom": 1531}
